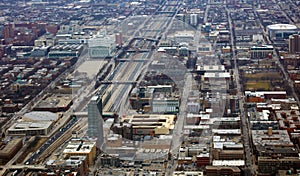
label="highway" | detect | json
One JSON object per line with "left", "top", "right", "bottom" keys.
{"left": 35, "top": 117, "right": 87, "bottom": 164}
{"left": 0, "top": 116, "right": 78, "bottom": 175}
{"left": 24, "top": 116, "right": 78, "bottom": 165}
{"left": 2, "top": 1, "right": 193, "bottom": 175}
{"left": 3, "top": 46, "right": 107, "bottom": 174}
{"left": 0, "top": 46, "right": 93, "bottom": 175}
{"left": 0, "top": 47, "right": 88, "bottom": 136}
{"left": 0, "top": 1, "right": 181, "bottom": 175}
{"left": 0, "top": 118, "right": 87, "bottom": 175}
{"left": 27, "top": 56, "right": 106, "bottom": 163}
{"left": 4, "top": 137, "right": 36, "bottom": 166}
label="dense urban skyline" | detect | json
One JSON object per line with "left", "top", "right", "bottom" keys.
{"left": 0, "top": 0, "right": 299, "bottom": 175}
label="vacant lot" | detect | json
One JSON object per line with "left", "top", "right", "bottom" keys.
{"left": 246, "top": 81, "right": 271, "bottom": 90}
{"left": 244, "top": 72, "right": 281, "bottom": 80}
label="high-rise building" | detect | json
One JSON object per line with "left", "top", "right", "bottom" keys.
{"left": 289, "top": 34, "right": 300, "bottom": 54}
{"left": 190, "top": 14, "right": 198, "bottom": 27}
{"left": 87, "top": 95, "right": 104, "bottom": 150}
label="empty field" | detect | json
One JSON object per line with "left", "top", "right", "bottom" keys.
{"left": 245, "top": 81, "right": 271, "bottom": 90}
{"left": 244, "top": 72, "right": 281, "bottom": 80}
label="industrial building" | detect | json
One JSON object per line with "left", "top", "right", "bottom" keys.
{"left": 33, "top": 94, "right": 73, "bottom": 113}
{"left": 196, "top": 65, "right": 225, "bottom": 73}
{"left": 7, "top": 121, "right": 54, "bottom": 136}
{"left": 212, "top": 129, "right": 244, "bottom": 166}
{"left": 0, "top": 138, "right": 23, "bottom": 164}
{"left": 120, "top": 114, "right": 175, "bottom": 137}
{"left": 63, "top": 139, "right": 97, "bottom": 166}
{"left": 212, "top": 160, "right": 245, "bottom": 167}
{"left": 100, "top": 154, "right": 120, "bottom": 168}
{"left": 129, "top": 85, "right": 179, "bottom": 114}
{"left": 203, "top": 72, "right": 231, "bottom": 80}
{"left": 202, "top": 72, "right": 231, "bottom": 90}
{"left": 48, "top": 50, "right": 80, "bottom": 59}
{"left": 169, "top": 31, "right": 195, "bottom": 44}
{"left": 7, "top": 111, "right": 58, "bottom": 135}
{"left": 48, "top": 44, "right": 83, "bottom": 59}
{"left": 22, "top": 111, "right": 59, "bottom": 122}
{"left": 137, "top": 143, "right": 170, "bottom": 163}
{"left": 197, "top": 37, "right": 212, "bottom": 54}
{"left": 173, "top": 171, "right": 204, "bottom": 176}
{"left": 151, "top": 97, "right": 179, "bottom": 114}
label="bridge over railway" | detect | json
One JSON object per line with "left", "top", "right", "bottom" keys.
{"left": 100, "top": 81, "right": 137, "bottom": 84}
{"left": 133, "top": 37, "right": 159, "bottom": 42}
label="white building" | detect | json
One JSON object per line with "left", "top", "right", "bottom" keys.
{"left": 7, "top": 111, "right": 58, "bottom": 136}
{"left": 266, "top": 24, "right": 298, "bottom": 40}
{"left": 250, "top": 45, "right": 274, "bottom": 59}
{"left": 169, "top": 31, "right": 195, "bottom": 44}
{"left": 203, "top": 72, "right": 230, "bottom": 79}
{"left": 88, "top": 33, "right": 116, "bottom": 58}
{"left": 190, "top": 14, "right": 198, "bottom": 27}
{"left": 152, "top": 97, "right": 179, "bottom": 113}
{"left": 7, "top": 121, "right": 53, "bottom": 136}
{"left": 212, "top": 160, "right": 245, "bottom": 167}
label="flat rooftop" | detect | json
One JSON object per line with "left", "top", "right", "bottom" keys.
{"left": 8, "top": 121, "right": 53, "bottom": 131}
{"left": 22, "top": 111, "right": 58, "bottom": 121}
{"left": 212, "top": 129, "right": 241, "bottom": 135}
{"left": 122, "top": 114, "right": 175, "bottom": 130}
{"left": 63, "top": 140, "right": 96, "bottom": 154}
{"left": 0, "top": 138, "right": 22, "bottom": 154}
{"left": 196, "top": 65, "right": 225, "bottom": 72}
{"left": 206, "top": 166, "right": 241, "bottom": 172}
{"left": 212, "top": 160, "right": 245, "bottom": 166}
{"left": 252, "top": 130, "right": 294, "bottom": 147}
{"left": 245, "top": 91, "right": 287, "bottom": 97}
{"left": 203, "top": 72, "right": 230, "bottom": 78}
{"left": 35, "top": 94, "right": 72, "bottom": 109}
